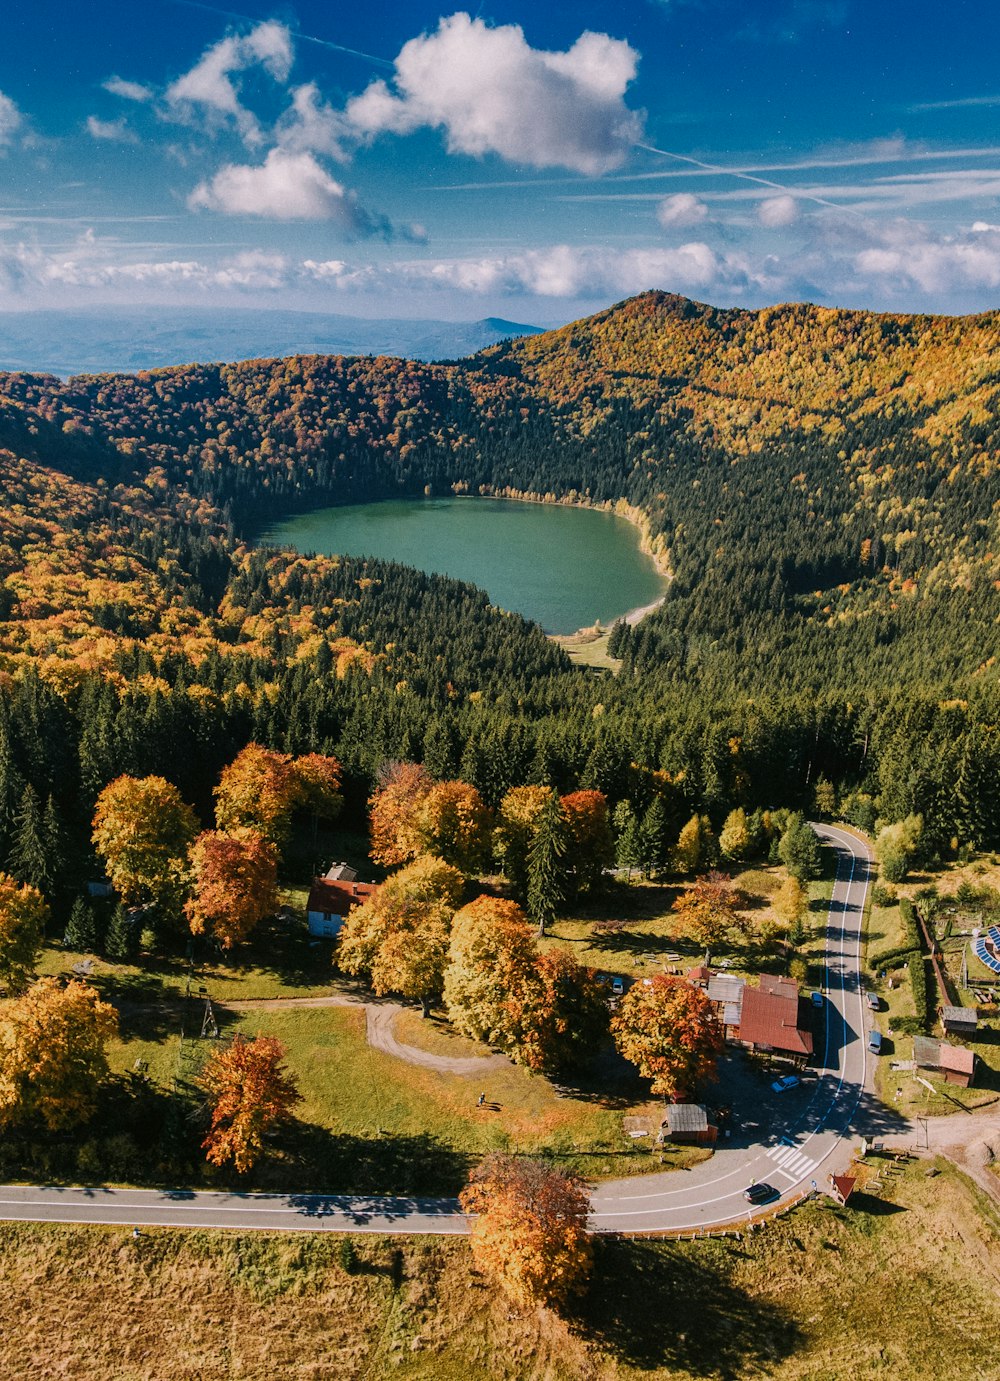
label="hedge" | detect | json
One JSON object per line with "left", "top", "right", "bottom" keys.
{"left": 908, "top": 951, "right": 932, "bottom": 1032}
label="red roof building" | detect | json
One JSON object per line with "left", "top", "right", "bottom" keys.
{"left": 306, "top": 879, "right": 378, "bottom": 937}
{"left": 735, "top": 975, "right": 814, "bottom": 1064}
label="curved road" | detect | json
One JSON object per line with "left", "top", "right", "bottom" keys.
{"left": 0, "top": 825, "right": 874, "bottom": 1236}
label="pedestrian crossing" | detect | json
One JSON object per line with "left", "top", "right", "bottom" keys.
{"left": 765, "top": 1138, "right": 819, "bottom": 1183}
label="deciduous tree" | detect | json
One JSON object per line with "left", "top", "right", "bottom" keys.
{"left": 368, "top": 761, "right": 433, "bottom": 867}
{"left": 460, "top": 1154, "right": 592, "bottom": 1310}
{"left": 493, "top": 785, "right": 553, "bottom": 897}
{"left": 337, "top": 854, "right": 464, "bottom": 1015}
{"left": 214, "top": 745, "right": 339, "bottom": 850}
{"left": 773, "top": 875, "right": 808, "bottom": 933}
{"left": 561, "top": 789, "right": 614, "bottom": 894}
{"left": 672, "top": 874, "right": 750, "bottom": 948}
{"left": 674, "top": 814, "right": 719, "bottom": 875}
{"left": 414, "top": 779, "right": 491, "bottom": 876}
{"left": 719, "top": 807, "right": 752, "bottom": 863}
{"left": 0, "top": 978, "right": 117, "bottom": 1131}
{"left": 92, "top": 775, "right": 199, "bottom": 921}
{"left": 200, "top": 1034, "right": 301, "bottom": 1174}
{"left": 443, "top": 896, "right": 539, "bottom": 1053}
{"left": 611, "top": 975, "right": 723, "bottom": 1099}
{"left": 515, "top": 951, "right": 609, "bottom": 1075}
{"left": 0, "top": 873, "right": 47, "bottom": 992}
{"left": 185, "top": 829, "right": 279, "bottom": 950}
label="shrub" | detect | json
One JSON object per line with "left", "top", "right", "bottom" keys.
{"left": 871, "top": 883, "right": 897, "bottom": 908}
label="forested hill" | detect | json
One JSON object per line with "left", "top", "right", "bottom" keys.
{"left": 0, "top": 292, "right": 997, "bottom": 874}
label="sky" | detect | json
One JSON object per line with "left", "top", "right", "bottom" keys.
{"left": 2, "top": 0, "right": 1000, "bottom": 323}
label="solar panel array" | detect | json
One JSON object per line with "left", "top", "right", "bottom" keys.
{"left": 972, "top": 926, "right": 1000, "bottom": 974}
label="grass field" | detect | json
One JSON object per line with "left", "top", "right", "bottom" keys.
{"left": 3, "top": 1158, "right": 999, "bottom": 1380}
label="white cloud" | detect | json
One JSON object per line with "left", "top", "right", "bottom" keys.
{"left": 86, "top": 116, "right": 138, "bottom": 144}
{"left": 971, "top": 220, "right": 1000, "bottom": 233}
{"left": 853, "top": 222, "right": 1000, "bottom": 295}
{"left": 187, "top": 147, "right": 384, "bottom": 234}
{"left": 0, "top": 92, "right": 22, "bottom": 147}
{"left": 103, "top": 76, "right": 154, "bottom": 103}
{"left": 276, "top": 84, "right": 351, "bottom": 160}
{"left": 346, "top": 12, "right": 642, "bottom": 174}
{"left": 165, "top": 20, "right": 293, "bottom": 145}
{"left": 657, "top": 192, "right": 708, "bottom": 228}
{"left": 758, "top": 194, "right": 800, "bottom": 226}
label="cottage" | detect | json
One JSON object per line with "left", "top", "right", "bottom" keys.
{"left": 306, "top": 878, "right": 377, "bottom": 938}
{"left": 734, "top": 975, "right": 813, "bottom": 1065}
{"left": 659, "top": 1104, "right": 718, "bottom": 1146}
{"left": 913, "top": 1034, "right": 976, "bottom": 1087}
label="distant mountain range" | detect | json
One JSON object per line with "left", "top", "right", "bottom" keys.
{"left": 0, "top": 308, "right": 545, "bottom": 377}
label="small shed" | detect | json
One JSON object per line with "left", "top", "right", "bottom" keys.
{"left": 913, "top": 1035, "right": 976, "bottom": 1088}
{"left": 323, "top": 862, "right": 359, "bottom": 882}
{"left": 942, "top": 1005, "right": 978, "bottom": 1036}
{"left": 686, "top": 965, "right": 712, "bottom": 988}
{"left": 660, "top": 1104, "right": 718, "bottom": 1146}
{"left": 831, "top": 1174, "right": 856, "bottom": 1204}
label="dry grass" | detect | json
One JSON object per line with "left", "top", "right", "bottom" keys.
{"left": 4, "top": 1160, "right": 1000, "bottom": 1380}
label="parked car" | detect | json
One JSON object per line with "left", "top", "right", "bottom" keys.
{"left": 771, "top": 1074, "right": 801, "bottom": 1094}
{"left": 611, "top": 977, "right": 625, "bottom": 997}
{"left": 868, "top": 1029, "right": 883, "bottom": 1053}
{"left": 743, "top": 1182, "right": 780, "bottom": 1205}
{"left": 810, "top": 991, "right": 824, "bottom": 1008}
{"left": 866, "top": 991, "right": 879, "bottom": 1011}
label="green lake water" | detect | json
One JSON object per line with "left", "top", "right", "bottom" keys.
{"left": 258, "top": 497, "right": 667, "bottom": 634}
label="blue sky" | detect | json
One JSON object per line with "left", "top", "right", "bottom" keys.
{"left": 2, "top": 0, "right": 1000, "bottom": 322}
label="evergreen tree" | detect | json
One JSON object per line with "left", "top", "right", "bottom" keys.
{"left": 42, "top": 795, "right": 67, "bottom": 899}
{"left": 527, "top": 791, "right": 568, "bottom": 936}
{"left": 613, "top": 801, "right": 643, "bottom": 881}
{"left": 104, "top": 903, "right": 138, "bottom": 962}
{"left": 639, "top": 796, "right": 670, "bottom": 878}
{"left": 8, "top": 785, "right": 49, "bottom": 892}
{"left": 64, "top": 896, "right": 99, "bottom": 953}
{"left": 778, "top": 816, "right": 823, "bottom": 883}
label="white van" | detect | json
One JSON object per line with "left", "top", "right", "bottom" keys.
{"left": 868, "top": 1029, "right": 882, "bottom": 1054}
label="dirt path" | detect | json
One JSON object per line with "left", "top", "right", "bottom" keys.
{"left": 915, "top": 1104, "right": 1000, "bottom": 1208}
{"left": 223, "top": 991, "right": 509, "bottom": 1077}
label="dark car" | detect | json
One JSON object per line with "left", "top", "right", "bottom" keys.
{"left": 743, "top": 1182, "right": 780, "bottom": 1205}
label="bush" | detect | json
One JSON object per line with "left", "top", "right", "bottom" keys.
{"left": 788, "top": 957, "right": 808, "bottom": 983}
{"left": 908, "top": 951, "right": 932, "bottom": 1031}
{"left": 871, "top": 883, "right": 897, "bottom": 908}
{"left": 899, "top": 898, "right": 921, "bottom": 951}
{"left": 880, "top": 848, "right": 908, "bottom": 883}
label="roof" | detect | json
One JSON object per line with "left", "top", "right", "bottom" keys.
{"left": 307, "top": 879, "right": 377, "bottom": 916}
{"left": 942, "top": 1005, "right": 977, "bottom": 1026}
{"left": 832, "top": 1174, "right": 856, "bottom": 1203}
{"left": 665, "top": 1104, "right": 709, "bottom": 1133}
{"left": 324, "top": 862, "right": 359, "bottom": 882}
{"left": 686, "top": 965, "right": 712, "bottom": 982}
{"left": 939, "top": 1044, "right": 976, "bottom": 1076}
{"left": 707, "top": 974, "right": 745, "bottom": 1005}
{"left": 913, "top": 1035, "right": 942, "bottom": 1069}
{"left": 737, "top": 979, "right": 813, "bottom": 1057}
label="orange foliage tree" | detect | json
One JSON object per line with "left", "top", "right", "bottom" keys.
{"left": 611, "top": 975, "right": 723, "bottom": 1099}
{"left": 460, "top": 1154, "right": 592, "bottom": 1310}
{"left": 513, "top": 950, "right": 609, "bottom": 1076}
{"left": 92, "top": 775, "right": 199, "bottom": 920}
{"left": 0, "top": 978, "right": 118, "bottom": 1131}
{"left": 214, "top": 745, "right": 341, "bottom": 850}
{"left": 442, "top": 896, "right": 539, "bottom": 1054}
{"left": 560, "top": 790, "right": 614, "bottom": 896}
{"left": 185, "top": 830, "right": 279, "bottom": 949}
{"left": 672, "top": 874, "right": 750, "bottom": 948}
{"left": 414, "top": 780, "right": 492, "bottom": 876}
{"left": 200, "top": 1034, "right": 301, "bottom": 1174}
{"left": 368, "top": 762, "right": 433, "bottom": 867}
{"left": 0, "top": 873, "right": 48, "bottom": 993}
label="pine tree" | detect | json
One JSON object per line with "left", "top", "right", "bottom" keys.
{"left": 613, "top": 801, "right": 643, "bottom": 881}
{"left": 64, "top": 896, "right": 99, "bottom": 953}
{"left": 104, "top": 903, "right": 137, "bottom": 962}
{"left": 527, "top": 791, "right": 568, "bottom": 936}
{"left": 639, "top": 796, "right": 670, "bottom": 878}
{"left": 8, "top": 785, "right": 49, "bottom": 892}
{"left": 42, "top": 795, "right": 67, "bottom": 898}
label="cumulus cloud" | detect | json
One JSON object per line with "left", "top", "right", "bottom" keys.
{"left": 165, "top": 20, "right": 293, "bottom": 144}
{"left": 346, "top": 12, "right": 642, "bottom": 174}
{"left": 0, "top": 92, "right": 22, "bottom": 146}
{"left": 86, "top": 116, "right": 138, "bottom": 144}
{"left": 657, "top": 193, "right": 708, "bottom": 228}
{"left": 758, "top": 194, "right": 800, "bottom": 227}
{"left": 853, "top": 220, "right": 1000, "bottom": 295}
{"left": 276, "top": 84, "right": 351, "bottom": 160}
{"left": 187, "top": 147, "right": 392, "bottom": 236}
{"left": 103, "top": 76, "right": 154, "bottom": 103}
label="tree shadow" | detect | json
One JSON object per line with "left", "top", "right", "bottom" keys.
{"left": 88, "top": 972, "right": 181, "bottom": 1045}
{"left": 575, "top": 1237, "right": 802, "bottom": 1377}
{"left": 262, "top": 1122, "right": 473, "bottom": 1198}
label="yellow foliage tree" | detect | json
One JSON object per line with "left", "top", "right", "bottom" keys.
{"left": 92, "top": 775, "right": 199, "bottom": 921}
{"left": 0, "top": 978, "right": 117, "bottom": 1131}
{"left": 460, "top": 1154, "right": 592, "bottom": 1310}
{"left": 0, "top": 873, "right": 48, "bottom": 993}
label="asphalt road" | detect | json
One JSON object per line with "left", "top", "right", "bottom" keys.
{"left": 0, "top": 824, "right": 875, "bottom": 1236}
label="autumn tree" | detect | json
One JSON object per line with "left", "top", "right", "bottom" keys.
{"left": 92, "top": 775, "right": 199, "bottom": 922}
{"left": 672, "top": 875, "right": 750, "bottom": 948}
{"left": 443, "top": 896, "right": 540, "bottom": 1053}
{"left": 674, "top": 814, "right": 719, "bottom": 875}
{"left": 719, "top": 807, "right": 752, "bottom": 863}
{"left": 337, "top": 854, "right": 464, "bottom": 1015}
{"left": 185, "top": 830, "right": 279, "bottom": 950}
{"left": 493, "top": 785, "right": 553, "bottom": 897}
{"left": 414, "top": 780, "right": 491, "bottom": 876}
{"left": 527, "top": 790, "right": 569, "bottom": 935}
{"left": 0, "top": 873, "right": 47, "bottom": 992}
{"left": 0, "top": 978, "right": 117, "bottom": 1131}
{"left": 200, "top": 1034, "right": 301, "bottom": 1174}
{"left": 514, "top": 951, "right": 609, "bottom": 1075}
{"left": 561, "top": 790, "right": 614, "bottom": 895}
{"left": 214, "top": 745, "right": 341, "bottom": 851}
{"left": 773, "top": 875, "right": 808, "bottom": 937}
{"left": 611, "top": 975, "right": 723, "bottom": 1099}
{"left": 460, "top": 1154, "right": 592, "bottom": 1310}
{"left": 368, "top": 761, "right": 433, "bottom": 867}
